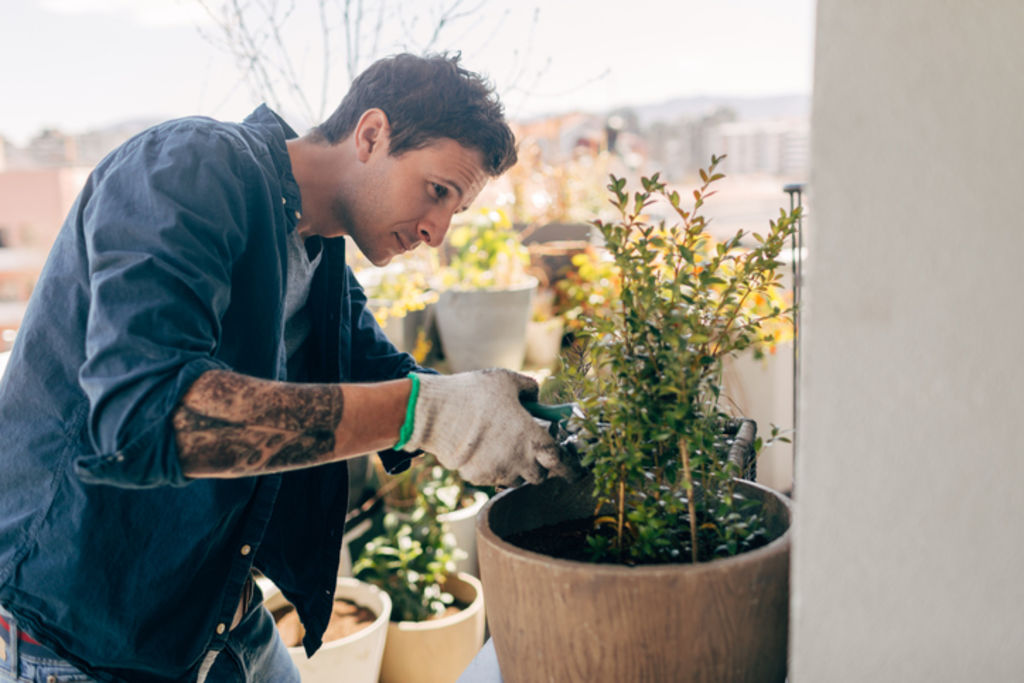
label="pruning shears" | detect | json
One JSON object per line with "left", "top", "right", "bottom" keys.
{"left": 520, "top": 400, "right": 580, "bottom": 426}
{"left": 522, "top": 401, "right": 759, "bottom": 479}
{"left": 520, "top": 400, "right": 592, "bottom": 470}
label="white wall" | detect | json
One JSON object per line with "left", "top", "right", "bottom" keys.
{"left": 793, "top": 2, "right": 1024, "bottom": 680}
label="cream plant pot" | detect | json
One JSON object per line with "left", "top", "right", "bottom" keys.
{"left": 438, "top": 490, "right": 489, "bottom": 577}
{"left": 379, "top": 572, "right": 486, "bottom": 683}
{"left": 262, "top": 577, "right": 391, "bottom": 683}
{"left": 524, "top": 316, "right": 565, "bottom": 369}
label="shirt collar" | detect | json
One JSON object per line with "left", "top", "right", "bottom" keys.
{"left": 244, "top": 104, "right": 303, "bottom": 232}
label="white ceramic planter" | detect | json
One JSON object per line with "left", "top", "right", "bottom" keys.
{"left": 438, "top": 491, "right": 489, "bottom": 577}
{"left": 434, "top": 277, "right": 537, "bottom": 372}
{"left": 379, "top": 572, "right": 486, "bottom": 683}
{"left": 262, "top": 577, "right": 392, "bottom": 683}
{"left": 722, "top": 348, "right": 795, "bottom": 493}
{"left": 524, "top": 316, "right": 565, "bottom": 369}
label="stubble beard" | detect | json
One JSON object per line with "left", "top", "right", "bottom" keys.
{"left": 329, "top": 193, "right": 387, "bottom": 265}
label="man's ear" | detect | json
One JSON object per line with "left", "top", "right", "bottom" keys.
{"left": 354, "top": 108, "right": 391, "bottom": 162}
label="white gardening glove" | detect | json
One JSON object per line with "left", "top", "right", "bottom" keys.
{"left": 400, "top": 369, "right": 583, "bottom": 486}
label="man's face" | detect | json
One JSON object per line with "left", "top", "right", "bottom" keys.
{"left": 334, "top": 136, "right": 489, "bottom": 266}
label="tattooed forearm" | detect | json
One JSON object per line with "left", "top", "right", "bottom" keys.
{"left": 174, "top": 370, "right": 345, "bottom": 477}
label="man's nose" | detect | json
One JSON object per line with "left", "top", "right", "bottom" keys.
{"left": 417, "top": 208, "right": 454, "bottom": 247}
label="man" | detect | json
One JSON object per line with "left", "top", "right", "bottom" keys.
{"left": 0, "top": 53, "right": 578, "bottom": 682}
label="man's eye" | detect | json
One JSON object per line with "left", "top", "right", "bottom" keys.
{"left": 432, "top": 183, "right": 449, "bottom": 200}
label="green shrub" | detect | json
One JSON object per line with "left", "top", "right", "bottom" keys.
{"left": 559, "top": 156, "right": 800, "bottom": 565}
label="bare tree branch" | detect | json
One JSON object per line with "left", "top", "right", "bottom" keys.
{"left": 423, "top": 0, "right": 489, "bottom": 52}
{"left": 192, "top": 0, "right": 604, "bottom": 124}
{"left": 319, "top": 0, "right": 331, "bottom": 115}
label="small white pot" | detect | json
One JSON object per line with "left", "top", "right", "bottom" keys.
{"left": 379, "top": 572, "right": 486, "bottom": 683}
{"left": 438, "top": 491, "right": 489, "bottom": 577}
{"left": 262, "top": 577, "right": 392, "bottom": 683}
{"left": 524, "top": 316, "right": 565, "bottom": 369}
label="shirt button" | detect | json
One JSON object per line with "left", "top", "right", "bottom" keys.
{"left": 240, "top": 544, "right": 252, "bottom": 556}
{"left": 294, "top": 210, "right": 302, "bottom": 220}
{"left": 216, "top": 623, "right": 227, "bottom": 635}
{"left": 282, "top": 197, "right": 287, "bottom": 205}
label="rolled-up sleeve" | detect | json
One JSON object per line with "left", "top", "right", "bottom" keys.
{"left": 74, "top": 125, "right": 255, "bottom": 487}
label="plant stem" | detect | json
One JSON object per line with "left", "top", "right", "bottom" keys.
{"left": 679, "top": 438, "right": 699, "bottom": 564}
{"left": 617, "top": 467, "right": 626, "bottom": 561}
{"left": 710, "top": 280, "right": 755, "bottom": 359}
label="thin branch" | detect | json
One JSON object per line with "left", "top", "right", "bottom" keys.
{"left": 435, "top": 2, "right": 496, "bottom": 50}
{"left": 259, "top": 0, "right": 316, "bottom": 122}
{"left": 319, "top": 0, "right": 330, "bottom": 114}
{"left": 679, "top": 437, "right": 699, "bottom": 563}
{"left": 369, "top": 0, "right": 386, "bottom": 70}
{"left": 423, "top": 0, "right": 489, "bottom": 51}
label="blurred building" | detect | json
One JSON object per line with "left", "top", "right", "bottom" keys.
{"left": 0, "top": 121, "right": 139, "bottom": 348}
{"left": 708, "top": 118, "right": 810, "bottom": 177}
{"left": 645, "top": 106, "right": 739, "bottom": 181}
{"left": 0, "top": 166, "right": 91, "bottom": 249}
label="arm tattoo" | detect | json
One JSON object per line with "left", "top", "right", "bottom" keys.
{"left": 174, "top": 370, "right": 345, "bottom": 477}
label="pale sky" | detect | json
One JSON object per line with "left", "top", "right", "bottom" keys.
{"left": 0, "top": 0, "right": 816, "bottom": 146}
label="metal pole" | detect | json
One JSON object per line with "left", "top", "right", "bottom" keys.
{"left": 783, "top": 183, "right": 805, "bottom": 480}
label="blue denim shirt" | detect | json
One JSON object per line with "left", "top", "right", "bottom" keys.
{"left": 0, "top": 105, "right": 423, "bottom": 682}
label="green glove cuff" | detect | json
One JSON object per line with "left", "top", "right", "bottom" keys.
{"left": 393, "top": 372, "right": 420, "bottom": 450}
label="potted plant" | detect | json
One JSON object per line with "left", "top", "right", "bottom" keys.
{"left": 417, "top": 460, "right": 492, "bottom": 578}
{"left": 359, "top": 455, "right": 491, "bottom": 577}
{"left": 360, "top": 251, "right": 440, "bottom": 359}
{"left": 553, "top": 242, "right": 622, "bottom": 338}
{"left": 493, "top": 134, "right": 616, "bottom": 289}
{"left": 261, "top": 576, "right": 392, "bottom": 683}
{"left": 433, "top": 208, "right": 537, "bottom": 372}
{"left": 353, "top": 478, "right": 486, "bottom": 683}
{"left": 476, "top": 156, "right": 800, "bottom": 682}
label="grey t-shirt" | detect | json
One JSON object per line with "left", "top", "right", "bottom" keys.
{"left": 283, "top": 228, "right": 323, "bottom": 373}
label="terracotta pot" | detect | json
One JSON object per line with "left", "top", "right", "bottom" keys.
{"left": 262, "top": 577, "right": 391, "bottom": 683}
{"left": 379, "top": 572, "right": 486, "bottom": 683}
{"left": 476, "top": 476, "right": 791, "bottom": 683}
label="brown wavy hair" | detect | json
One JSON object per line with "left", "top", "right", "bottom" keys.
{"left": 314, "top": 52, "right": 517, "bottom": 176}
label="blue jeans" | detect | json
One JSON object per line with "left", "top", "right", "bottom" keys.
{"left": 0, "top": 588, "right": 300, "bottom": 683}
